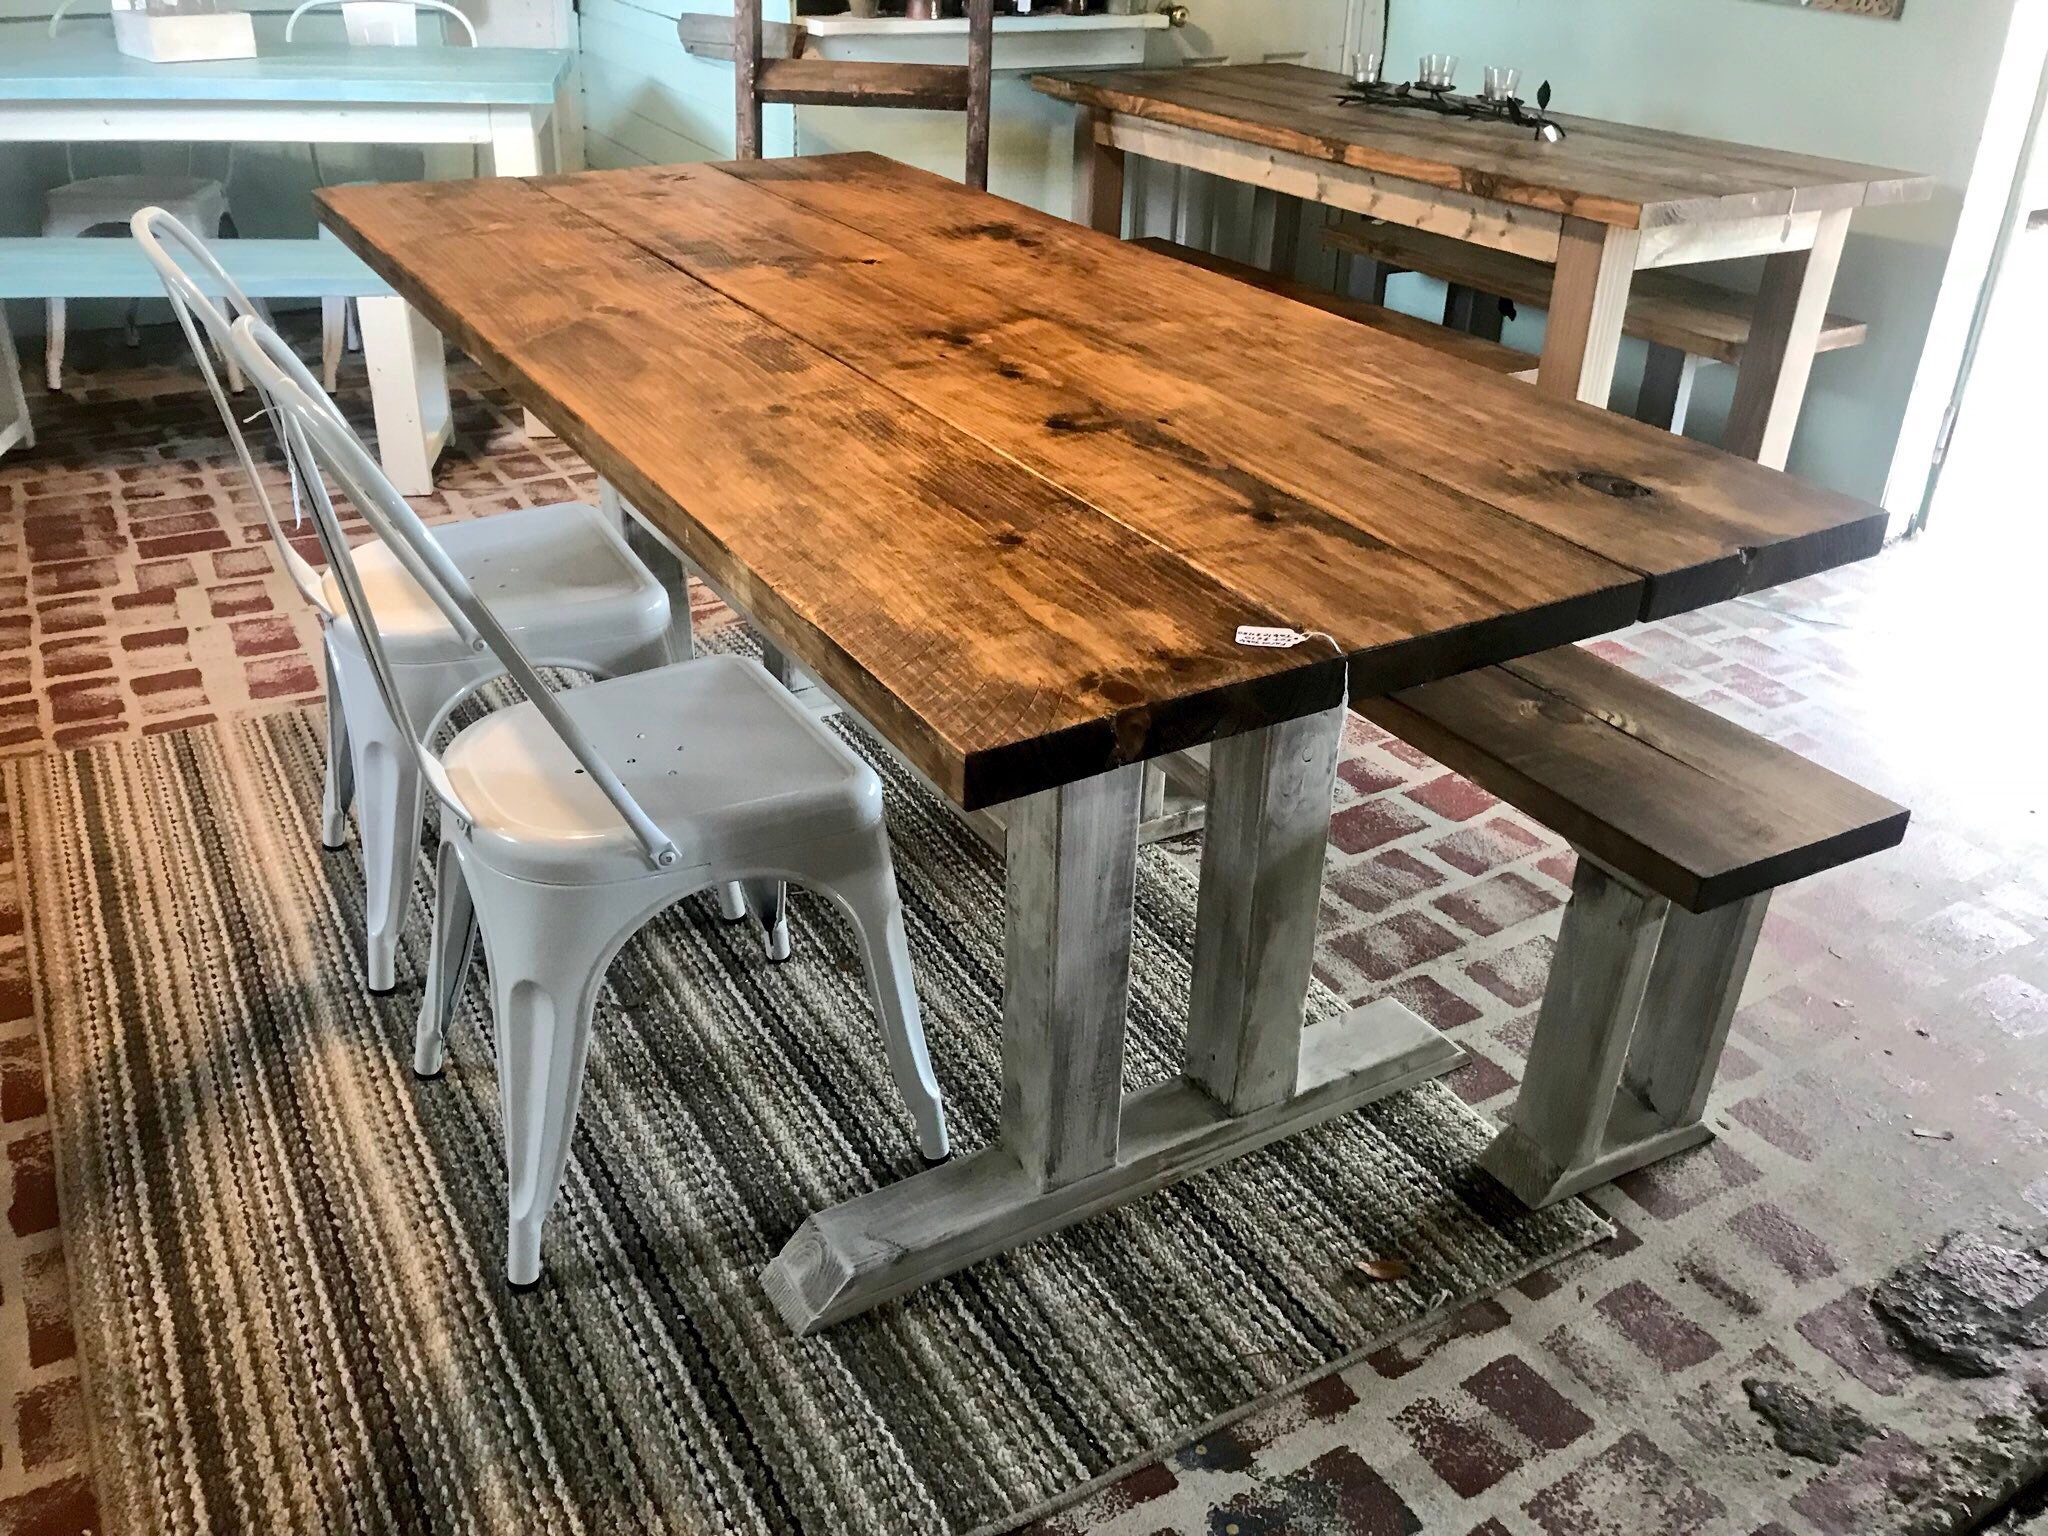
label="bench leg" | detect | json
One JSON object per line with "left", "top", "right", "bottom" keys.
{"left": 1444, "top": 284, "right": 1506, "bottom": 342}
{"left": 1250, "top": 187, "right": 1303, "bottom": 278}
{"left": 1483, "top": 858, "right": 1768, "bottom": 1207}
{"left": 1634, "top": 343, "right": 1700, "bottom": 435}
{"left": 0, "top": 306, "right": 32, "bottom": 456}
{"left": 1624, "top": 892, "right": 1769, "bottom": 1130}
{"left": 357, "top": 295, "right": 452, "bottom": 497}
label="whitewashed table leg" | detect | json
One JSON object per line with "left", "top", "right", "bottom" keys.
{"left": 356, "top": 294, "right": 451, "bottom": 496}
{"left": 1186, "top": 705, "right": 1342, "bottom": 1113}
{"left": 762, "top": 715, "right": 1461, "bottom": 1336}
{"left": 1002, "top": 764, "right": 1145, "bottom": 1186}
{"left": 1538, "top": 216, "right": 1641, "bottom": 407}
{"left": 1724, "top": 208, "right": 1852, "bottom": 469}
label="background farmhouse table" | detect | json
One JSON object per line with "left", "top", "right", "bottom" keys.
{"left": 1031, "top": 63, "right": 1930, "bottom": 468}
{"left": 319, "top": 157, "right": 1888, "bottom": 1332}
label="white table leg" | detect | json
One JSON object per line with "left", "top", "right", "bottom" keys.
{"left": 762, "top": 712, "right": 1462, "bottom": 1335}
{"left": 1538, "top": 216, "right": 1642, "bottom": 407}
{"left": 357, "top": 294, "right": 452, "bottom": 497}
{"left": 0, "top": 306, "right": 32, "bottom": 457}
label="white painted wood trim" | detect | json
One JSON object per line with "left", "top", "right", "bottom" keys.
{"left": 0, "top": 98, "right": 501, "bottom": 142}
{"left": 1097, "top": 114, "right": 1565, "bottom": 264}
{"left": 1634, "top": 209, "right": 1823, "bottom": 271}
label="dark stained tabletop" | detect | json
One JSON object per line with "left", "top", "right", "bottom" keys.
{"left": 318, "top": 157, "right": 1888, "bottom": 809}
{"left": 1032, "top": 63, "right": 1931, "bottom": 229}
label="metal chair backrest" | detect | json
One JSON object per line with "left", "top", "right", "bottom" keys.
{"left": 732, "top": 0, "right": 994, "bottom": 191}
{"left": 284, "top": 0, "right": 477, "bottom": 46}
{"left": 129, "top": 207, "right": 337, "bottom": 614}
{"left": 227, "top": 313, "right": 681, "bottom": 872}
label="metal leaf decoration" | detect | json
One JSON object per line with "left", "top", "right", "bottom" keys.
{"left": 1536, "top": 80, "right": 1552, "bottom": 111}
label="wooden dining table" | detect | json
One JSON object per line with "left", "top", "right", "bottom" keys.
{"left": 318, "top": 155, "right": 1888, "bottom": 1333}
{"left": 1031, "top": 63, "right": 1930, "bottom": 468}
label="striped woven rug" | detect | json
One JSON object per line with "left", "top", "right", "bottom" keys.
{"left": 11, "top": 705, "right": 1606, "bottom": 1536}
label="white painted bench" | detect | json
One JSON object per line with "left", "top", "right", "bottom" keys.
{"left": 0, "top": 235, "right": 451, "bottom": 493}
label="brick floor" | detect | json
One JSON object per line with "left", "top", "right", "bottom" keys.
{"left": 6, "top": 324, "right": 2048, "bottom": 1533}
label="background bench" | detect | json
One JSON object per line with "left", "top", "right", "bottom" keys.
{"left": 0, "top": 236, "right": 451, "bottom": 495}
{"left": 1362, "top": 645, "right": 1907, "bottom": 1206}
{"left": 1321, "top": 220, "right": 1869, "bottom": 436}
{"left": 1134, "top": 237, "right": 1539, "bottom": 382}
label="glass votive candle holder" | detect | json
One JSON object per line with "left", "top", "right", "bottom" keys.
{"left": 1484, "top": 65, "right": 1519, "bottom": 101}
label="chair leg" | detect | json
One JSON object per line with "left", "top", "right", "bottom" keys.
{"left": 44, "top": 299, "right": 64, "bottom": 394}
{"left": 321, "top": 296, "right": 346, "bottom": 390}
{"left": 820, "top": 843, "right": 948, "bottom": 1160}
{"left": 716, "top": 882, "right": 749, "bottom": 923}
{"left": 414, "top": 833, "right": 478, "bottom": 1079}
{"left": 742, "top": 877, "right": 792, "bottom": 963}
{"left": 320, "top": 643, "right": 356, "bottom": 850}
{"left": 356, "top": 733, "right": 424, "bottom": 995}
{"left": 478, "top": 886, "right": 627, "bottom": 1288}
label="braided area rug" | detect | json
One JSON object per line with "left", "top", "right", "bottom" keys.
{"left": 11, "top": 704, "right": 1605, "bottom": 1536}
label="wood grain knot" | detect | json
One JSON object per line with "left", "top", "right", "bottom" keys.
{"left": 1576, "top": 471, "right": 1653, "bottom": 501}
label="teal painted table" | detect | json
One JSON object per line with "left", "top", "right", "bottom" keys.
{"left": 0, "top": 32, "right": 573, "bottom": 484}
{"left": 0, "top": 35, "right": 569, "bottom": 168}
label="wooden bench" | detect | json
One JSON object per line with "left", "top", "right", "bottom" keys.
{"left": 1134, "top": 237, "right": 1538, "bottom": 381}
{"left": 1361, "top": 645, "right": 1907, "bottom": 1207}
{"left": 0, "top": 236, "right": 451, "bottom": 494}
{"left": 1321, "top": 220, "right": 1869, "bottom": 436}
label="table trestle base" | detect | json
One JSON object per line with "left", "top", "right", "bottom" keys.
{"left": 763, "top": 998, "right": 1463, "bottom": 1334}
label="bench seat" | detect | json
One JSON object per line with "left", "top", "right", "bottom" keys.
{"left": 1320, "top": 220, "right": 1869, "bottom": 368}
{"left": 1362, "top": 644, "right": 1907, "bottom": 1206}
{"left": 0, "top": 234, "right": 449, "bottom": 494}
{"left": 1134, "top": 237, "right": 1537, "bottom": 380}
{"left": 0, "top": 236, "right": 393, "bottom": 300}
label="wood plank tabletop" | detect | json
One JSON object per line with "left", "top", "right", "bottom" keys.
{"left": 318, "top": 158, "right": 1889, "bottom": 809}
{"left": 1030, "top": 63, "right": 1930, "bottom": 228}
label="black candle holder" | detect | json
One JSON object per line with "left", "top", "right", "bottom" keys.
{"left": 1335, "top": 78, "right": 1566, "bottom": 142}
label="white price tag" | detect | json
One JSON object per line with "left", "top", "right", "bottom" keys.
{"left": 1235, "top": 624, "right": 1308, "bottom": 649}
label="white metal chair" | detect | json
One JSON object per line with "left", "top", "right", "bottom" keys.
{"left": 231, "top": 311, "right": 950, "bottom": 1288}
{"left": 131, "top": 208, "right": 684, "bottom": 994}
{"left": 44, "top": 0, "right": 234, "bottom": 392}
{"left": 284, "top": 0, "right": 479, "bottom": 389}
